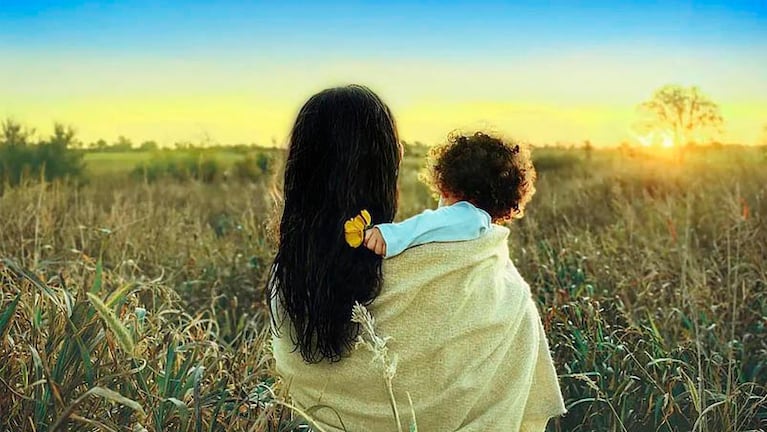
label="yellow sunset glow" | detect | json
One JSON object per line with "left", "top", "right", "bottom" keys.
{"left": 632, "top": 131, "right": 680, "bottom": 148}
{"left": 635, "top": 133, "right": 653, "bottom": 147}
{"left": 2, "top": 52, "right": 765, "bottom": 147}
{"left": 661, "top": 133, "right": 675, "bottom": 148}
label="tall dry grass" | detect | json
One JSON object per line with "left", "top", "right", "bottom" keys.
{"left": 512, "top": 149, "right": 767, "bottom": 431}
{"left": 1, "top": 147, "right": 766, "bottom": 431}
{"left": 0, "top": 177, "right": 299, "bottom": 431}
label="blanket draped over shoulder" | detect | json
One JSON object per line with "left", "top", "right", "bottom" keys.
{"left": 272, "top": 226, "right": 566, "bottom": 431}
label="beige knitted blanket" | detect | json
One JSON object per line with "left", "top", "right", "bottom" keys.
{"left": 272, "top": 225, "right": 566, "bottom": 431}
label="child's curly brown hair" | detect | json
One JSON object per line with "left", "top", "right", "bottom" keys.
{"left": 423, "top": 132, "right": 536, "bottom": 221}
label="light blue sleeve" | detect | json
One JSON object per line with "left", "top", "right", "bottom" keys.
{"left": 376, "top": 201, "right": 492, "bottom": 258}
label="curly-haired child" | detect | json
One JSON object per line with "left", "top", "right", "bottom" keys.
{"left": 359, "top": 131, "right": 537, "bottom": 257}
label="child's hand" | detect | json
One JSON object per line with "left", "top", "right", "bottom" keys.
{"left": 364, "top": 227, "right": 387, "bottom": 256}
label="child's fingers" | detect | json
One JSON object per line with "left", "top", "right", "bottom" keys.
{"left": 363, "top": 237, "right": 376, "bottom": 250}
{"left": 362, "top": 228, "right": 386, "bottom": 256}
{"left": 364, "top": 229, "right": 374, "bottom": 244}
{"left": 364, "top": 228, "right": 379, "bottom": 248}
{"left": 363, "top": 230, "right": 376, "bottom": 249}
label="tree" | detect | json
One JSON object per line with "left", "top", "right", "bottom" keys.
{"left": 112, "top": 136, "right": 133, "bottom": 151}
{"left": 582, "top": 140, "right": 593, "bottom": 160}
{"left": 1, "top": 118, "right": 34, "bottom": 148}
{"left": 139, "top": 140, "right": 159, "bottom": 151}
{"left": 0, "top": 119, "right": 82, "bottom": 187}
{"left": 174, "top": 141, "right": 196, "bottom": 150}
{"left": 1, "top": 119, "right": 35, "bottom": 184}
{"left": 635, "top": 84, "right": 724, "bottom": 147}
{"left": 37, "top": 124, "right": 84, "bottom": 181}
{"left": 89, "top": 139, "right": 108, "bottom": 150}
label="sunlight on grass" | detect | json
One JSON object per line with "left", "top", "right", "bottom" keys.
{"left": 1, "top": 147, "right": 765, "bottom": 430}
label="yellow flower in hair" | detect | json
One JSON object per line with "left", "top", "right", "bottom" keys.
{"left": 344, "top": 209, "right": 372, "bottom": 248}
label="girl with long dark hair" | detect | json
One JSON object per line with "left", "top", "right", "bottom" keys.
{"left": 270, "top": 85, "right": 565, "bottom": 431}
{"left": 269, "top": 84, "right": 401, "bottom": 363}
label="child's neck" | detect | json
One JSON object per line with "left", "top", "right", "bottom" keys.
{"left": 440, "top": 194, "right": 461, "bottom": 207}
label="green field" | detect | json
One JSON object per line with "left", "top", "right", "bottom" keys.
{"left": 83, "top": 150, "right": 251, "bottom": 175}
{"left": 1, "top": 146, "right": 766, "bottom": 431}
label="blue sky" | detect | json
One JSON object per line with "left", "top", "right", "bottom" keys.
{"left": 1, "top": 1, "right": 766, "bottom": 145}
{"left": 3, "top": 1, "right": 766, "bottom": 56}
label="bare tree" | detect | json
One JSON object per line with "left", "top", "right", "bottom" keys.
{"left": 635, "top": 84, "right": 724, "bottom": 146}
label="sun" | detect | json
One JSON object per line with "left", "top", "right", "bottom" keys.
{"left": 631, "top": 130, "right": 677, "bottom": 148}
{"left": 636, "top": 132, "right": 653, "bottom": 147}
{"left": 632, "top": 130, "right": 654, "bottom": 147}
{"left": 661, "top": 132, "right": 675, "bottom": 148}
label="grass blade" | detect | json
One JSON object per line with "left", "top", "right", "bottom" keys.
{"left": 63, "top": 316, "right": 96, "bottom": 386}
{"left": 2, "top": 259, "right": 59, "bottom": 305}
{"left": 90, "top": 259, "right": 103, "bottom": 294}
{"left": 0, "top": 292, "right": 21, "bottom": 340}
{"left": 105, "top": 282, "right": 137, "bottom": 308}
{"left": 193, "top": 365, "right": 204, "bottom": 432}
{"left": 51, "top": 386, "right": 146, "bottom": 431}
{"left": 86, "top": 292, "right": 135, "bottom": 355}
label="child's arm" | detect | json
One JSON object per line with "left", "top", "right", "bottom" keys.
{"left": 364, "top": 202, "right": 491, "bottom": 258}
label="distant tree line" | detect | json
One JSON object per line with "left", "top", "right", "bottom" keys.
{"left": 1, "top": 82, "right": 763, "bottom": 189}
{"left": 0, "top": 119, "right": 84, "bottom": 188}
{"left": 84, "top": 136, "right": 152, "bottom": 152}
{"left": 81, "top": 137, "right": 271, "bottom": 153}
{"left": 0, "top": 117, "right": 290, "bottom": 189}
{"left": 132, "top": 151, "right": 277, "bottom": 184}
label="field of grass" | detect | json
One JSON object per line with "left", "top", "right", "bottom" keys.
{"left": 83, "top": 149, "right": 252, "bottom": 176}
{"left": 1, "top": 146, "right": 766, "bottom": 431}
{"left": 83, "top": 151, "right": 157, "bottom": 175}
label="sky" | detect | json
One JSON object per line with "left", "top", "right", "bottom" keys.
{"left": 1, "top": 0, "right": 766, "bottom": 147}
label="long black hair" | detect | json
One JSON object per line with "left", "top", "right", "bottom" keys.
{"left": 269, "top": 85, "right": 401, "bottom": 363}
